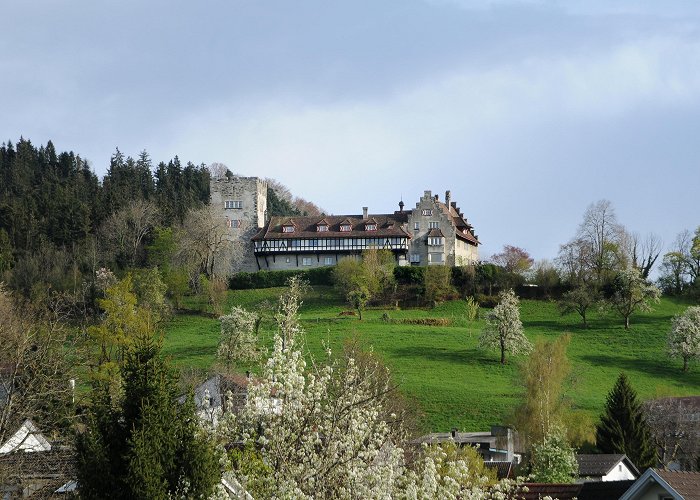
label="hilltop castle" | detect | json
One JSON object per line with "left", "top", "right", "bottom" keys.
{"left": 210, "top": 176, "right": 479, "bottom": 273}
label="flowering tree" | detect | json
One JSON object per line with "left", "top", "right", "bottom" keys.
{"left": 217, "top": 306, "right": 260, "bottom": 372}
{"left": 529, "top": 427, "right": 578, "bottom": 483}
{"left": 609, "top": 267, "right": 661, "bottom": 329}
{"left": 668, "top": 306, "right": 700, "bottom": 372}
{"left": 218, "top": 277, "right": 404, "bottom": 498}
{"left": 479, "top": 289, "right": 532, "bottom": 364}
{"left": 217, "top": 278, "right": 529, "bottom": 498}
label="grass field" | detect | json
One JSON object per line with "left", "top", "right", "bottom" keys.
{"left": 163, "top": 287, "right": 700, "bottom": 434}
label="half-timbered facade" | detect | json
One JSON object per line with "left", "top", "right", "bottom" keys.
{"left": 251, "top": 190, "right": 479, "bottom": 271}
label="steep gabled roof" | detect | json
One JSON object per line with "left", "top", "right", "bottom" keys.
{"left": 576, "top": 454, "right": 639, "bottom": 478}
{"left": 620, "top": 468, "right": 700, "bottom": 500}
{"left": 253, "top": 214, "right": 411, "bottom": 241}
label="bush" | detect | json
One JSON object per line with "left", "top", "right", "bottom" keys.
{"left": 395, "top": 318, "right": 452, "bottom": 326}
{"left": 475, "top": 293, "right": 499, "bottom": 308}
{"left": 231, "top": 267, "right": 334, "bottom": 289}
{"left": 394, "top": 266, "right": 425, "bottom": 285}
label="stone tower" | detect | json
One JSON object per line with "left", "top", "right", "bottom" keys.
{"left": 209, "top": 175, "right": 268, "bottom": 273}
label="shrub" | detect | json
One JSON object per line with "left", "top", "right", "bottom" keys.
{"left": 394, "top": 266, "right": 425, "bottom": 285}
{"left": 475, "top": 293, "right": 499, "bottom": 308}
{"left": 231, "top": 267, "right": 334, "bottom": 289}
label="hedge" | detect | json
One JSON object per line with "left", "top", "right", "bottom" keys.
{"left": 230, "top": 267, "right": 334, "bottom": 289}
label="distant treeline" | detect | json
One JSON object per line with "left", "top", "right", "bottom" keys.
{"left": 0, "top": 138, "right": 309, "bottom": 302}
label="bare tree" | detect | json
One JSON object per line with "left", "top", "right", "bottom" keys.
{"left": 177, "top": 204, "right": 236, "bottom": 280}
{"left": 101, "top": 200, "right": 161, "bottom": 266}
{"left": 644, "top": 397, "right": 700, "bottom": 470}
{"left": 577, "top": 200, "right": 627, "bottom": 283}
{"left": 630, "top": 232, "right": 663, "bottom": 279}
{"left": 208, "top": 162, "right": 230, "bottom": 179}
{"left": 0, "top": 287, "right": 78, "bottom": 445}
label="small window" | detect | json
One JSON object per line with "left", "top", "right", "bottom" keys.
{"left": 302, "top": 257, "right": 312, "bottom": 266}
{"left": 409, "top": 254, "right": 420, "bottom": 263}
{"left": 317, "top": 225, "right": 328, "bottom": 232}
{"left": 428, "top": 237, "right": 444, "bottom": 246}
{"left": 429, "top": 222, "right": 439, "bottom": 229}
{"left": 230, "top": 219, "right": 241, "bottom": 228}
{"left": 413, "top": 222, "right": 419, "bottom": 231}
{"left": 340, "top": 224, "right": 351, "bottom": 232}
{"left": 421, "top": 209, "right": 433, "bottom": 216}
{"left": 285, "top": 257, "right": 291, "bottom": 263}
{"left": 324, "top": 257, "right": 333, "bottom": 265}
{"left": 366, "top": 224, "right": 377, "bottom": 231}
{"left": 282, "top": 225, "right": 295, "bottom": 233}
{"left": 224, "top": 200, "right": 242, "bottom": 209}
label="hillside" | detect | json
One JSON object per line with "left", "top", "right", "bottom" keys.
{"left": 164, "top": 287, "right": 700, "bottom": 434}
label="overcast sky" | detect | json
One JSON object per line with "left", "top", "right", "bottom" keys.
{"left": 3, "top": 0, "right": 700, "bottom": 262}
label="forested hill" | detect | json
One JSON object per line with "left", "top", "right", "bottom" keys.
{"left": 0, "top": 138, "right": 320, "bottom": 297}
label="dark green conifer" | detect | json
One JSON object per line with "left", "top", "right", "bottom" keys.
{"left": 77, "top": 337, "right": 220, "bottom": 498}
{"left": 595, "top": 373, "right": 657, "bottom": 469}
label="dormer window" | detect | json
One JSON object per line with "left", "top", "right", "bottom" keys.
{"left": 317, "top": 224, "right": 329, "bottom": 232}
{"left": 340, "top": 224, "right": 351, "bottom": 232}
{"left": 282, "top": 225, "right": 295, "bottom": 233}
{"left": 365, "top": 223, "right": 377, "bottom": 231}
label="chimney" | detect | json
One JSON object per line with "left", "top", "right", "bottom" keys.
{"left": 445, "top": 190, "right": 451, "bottom": 206}
{"left": 362, "top": 207, "right": 368, "bottom": 219}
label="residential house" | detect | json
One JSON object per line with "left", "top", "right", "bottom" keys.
{"left": 0, "top": 420, "right": 75, "bottom": 498}
{"left": 575, "top": 454, "right": 639, "bottom": 483}
{"left": 620, "top": 468, "right": 700, "bottom": 500}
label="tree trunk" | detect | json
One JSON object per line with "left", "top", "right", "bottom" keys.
{"left": 684, "top": 357, "right": 689, "bottom": 372}
{"left": 500, "top": 338, "right": 506, "bottom": 365}
{"left": 624, "top": 315, "right": 630, "bottom": 329}
{"left": 582, "top": 311, "right": 587, "bottom": 329}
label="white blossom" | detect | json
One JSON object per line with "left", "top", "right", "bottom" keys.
{"left": 668, "top": 306, "right": 700, "bottom": 372}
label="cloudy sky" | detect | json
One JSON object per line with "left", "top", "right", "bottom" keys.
{"left": 3, "top": 0, "right": 700, "bottom": 261}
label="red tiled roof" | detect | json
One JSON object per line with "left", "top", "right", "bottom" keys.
{"left": 253, "top": 214, "right": 412, "bottom": 241}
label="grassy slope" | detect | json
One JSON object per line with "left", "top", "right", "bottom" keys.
{"left": 163, "top": 287, "right": 700, "bottom": 434}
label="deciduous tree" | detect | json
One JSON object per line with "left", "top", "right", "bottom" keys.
{"left": 529, "top": 427, "right": 578, "bottom": 483}
{"left": 479, "top": 289, "right": 532, "bottom": 364}
{"left": 667, "top": 306, "right": 700, "bottom": 372}
{"left": 217, "top": 306, "right": 261, "bottom": 372}
{"left": 558, "top": 284, "right": 600, "bottom": 328}
{"left": 609, "top": 267, "right": 661, "bottom": 330}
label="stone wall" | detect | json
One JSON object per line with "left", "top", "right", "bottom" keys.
{"left": 210, "top": 176, "right": 268, "bottom": 273}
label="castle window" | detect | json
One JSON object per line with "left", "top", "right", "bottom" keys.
{"left": 324, "top": 257, "right": 333, "bottom": 265}
{"left": 317, "top": 224, "right": 328, "bottom": 232}
{"left": 429, "top": 253, "right": 443, "bottom": 263}
{"left": 428, "top": 237, "right": 444, "bottom": 246}
{"left": 340, "top": 224, "right": 351, "bottom": 232}
{"left": 302, "top": 257, "right": 312, "bottom": 266}
{"left": 429, "top": 222, "right": 439, "bottom": 229}
{"left": 409, "top": 254, "right": 420, "bottom": 263}
{"left": 224, "top": 200, "right": 242, "bottom": 209}
{"left": 414, "top": 222, "right": 419, "bottom": 231}
{"left": 421, "top": 209, "right": 433, "bottom": 216}
{"left": 365, "top": 224, "right": 377, "bottom": 231}
{"left": 282, "top": 225, "right": 294, "bottom": 233}
{"left": 226, "top": 219, "right": 242, "bottom": 229}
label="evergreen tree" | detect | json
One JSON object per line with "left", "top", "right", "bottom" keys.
{"left": 77, "top": 337, "right": 220, "bottom": 498}
{"left": 595, "top": 373, "right": 656, "bottom": 469}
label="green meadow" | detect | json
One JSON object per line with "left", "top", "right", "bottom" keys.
{"left": 163, "top": 287, "right": 700, "bottom": 434}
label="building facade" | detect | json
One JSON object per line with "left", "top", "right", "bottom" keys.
{"left": 211, "top": 177, "right": 479, "bottom": 273}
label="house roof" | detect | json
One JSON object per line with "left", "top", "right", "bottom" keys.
{"left": 576, "top": 454, "right": 639, "bottom": 478}
{"left": 656, "top": 469, "right": 700, "bottom": 499}
{"left": 577, "top": 480, "right": 636, "bottom": 500}
{"left": 620, "top": 468, "right": 700, "bottom": 500}
{"left": 0, "top": 419, "right": 52, "bottom": 454}
{"left": 520, "top": 483, "right": 581, "bottom": 500}
{"left": 253, "top": 214, "right": 412, "bottom": 241}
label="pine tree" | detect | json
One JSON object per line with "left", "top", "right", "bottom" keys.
{"left": 77, "top": 337, "right": 220, "bottom": 498}
{"left": 595, "top": 373, "right": 656, "bottom": 469}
